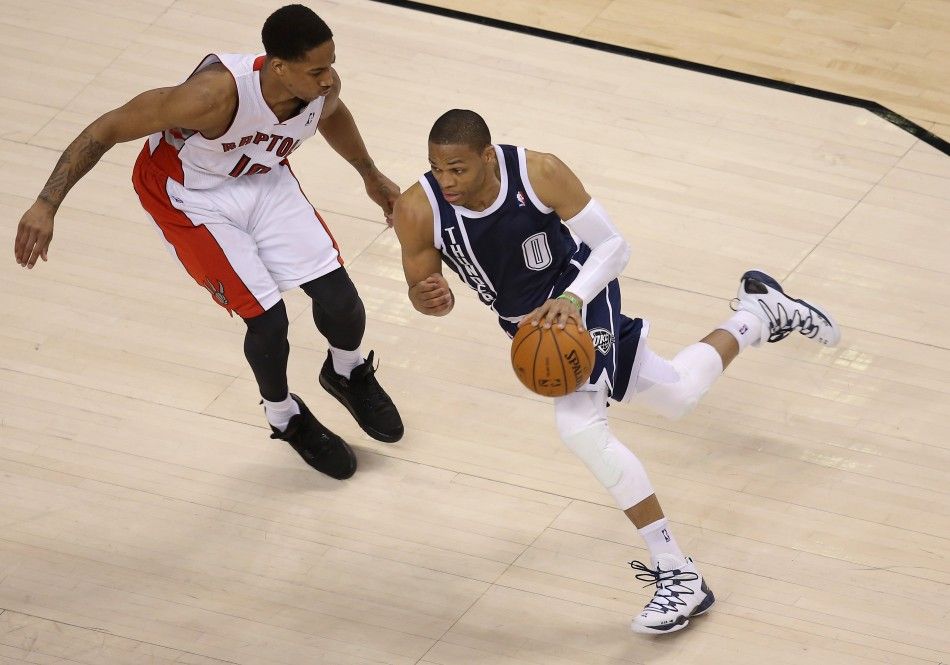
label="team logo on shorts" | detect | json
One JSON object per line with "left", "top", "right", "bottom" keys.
{"left": 588, "top": 328, "right": 614, "bottom": 355}
{"left": 203, "top": 278, "right": 229, "bottom": 307}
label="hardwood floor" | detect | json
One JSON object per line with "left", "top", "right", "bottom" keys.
{"left": 0, "top": 1, "right": 947, "bottom": 663}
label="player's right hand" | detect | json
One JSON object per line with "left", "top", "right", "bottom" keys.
{"left": 15, "top": 201, "right": 55, "bottom": 268}
{"left": 409, "top": 273, "right": 454, "bottom": 316}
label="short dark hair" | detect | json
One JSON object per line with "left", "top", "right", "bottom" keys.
{"left": 429, "top": 109, "right": 492, "bottom": 151}
{"left": 262, "top": 4, "right": 333, "bottom": 61}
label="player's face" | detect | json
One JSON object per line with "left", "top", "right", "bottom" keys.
{"left": 274, "top": 40, "right": 336, "bottom": 102}
{"left": 428, "top": 143, "right": 495, "bottom": 207}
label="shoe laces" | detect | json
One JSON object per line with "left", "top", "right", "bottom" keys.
{"left": 629, "top": 560, "right": 699, "bottom": 614}
{"left": 270, "top": 413, "right": 334, "bottom": 458}
{"left": 348, "top": 351, "right": 391, "bottom": 409}
{"left": 756, "top": 299, "right": 820, "bottom": 342}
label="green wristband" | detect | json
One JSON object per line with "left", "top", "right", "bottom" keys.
{"left": 557, "top": 293, "right": 583, "bottom": 310}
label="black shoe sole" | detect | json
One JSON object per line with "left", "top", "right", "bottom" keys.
{"left": 293, "top": 440, "right": 358, "bottom": 480}
{"left": 279, "top": 394, "right": 359, "bottom": 479}
{"left": 319, "top": 373, "right": 404, "bottom": 443}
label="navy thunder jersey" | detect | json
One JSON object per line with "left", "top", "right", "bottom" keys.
{"left": 420, "top": 144, "right": 590, "bottom": 322}
{"left": 420, "top": 144, "right": 648, "bottom": 402}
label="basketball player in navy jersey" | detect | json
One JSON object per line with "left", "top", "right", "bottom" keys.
{"left": 393, "top": 109, "right": 840, "bottom": 634}
{"left": 13, "top": 5, "right": 404, "bottom": 479}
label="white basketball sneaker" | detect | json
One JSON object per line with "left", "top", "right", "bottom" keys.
{"left": 629, "top": 554, "right": 715, "bottom": 634}
{"left": 736, "top": 269, "right": 841, "bottom": 346}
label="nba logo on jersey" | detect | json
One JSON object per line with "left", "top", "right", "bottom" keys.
{"left": 516, "top": 191, "right": 526, "bottom": 207}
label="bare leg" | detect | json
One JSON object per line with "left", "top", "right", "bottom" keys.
{"left": 701, "top": 328, "right": 740, "bottom": 369}
{"left": 624, "top": 493, "right": 664, "bottom": 528}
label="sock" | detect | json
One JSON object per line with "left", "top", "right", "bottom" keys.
{"left": 330, "top": 346, "right": 363, "bottom": 379}
{"left": 718, "top": 310, "right": 763, "bottom": 351}
{"left": 638, "top": 518, "right": 685, "bottom": 564}
{"left": 263, "top": 394, "right": 300, "bottom": 431}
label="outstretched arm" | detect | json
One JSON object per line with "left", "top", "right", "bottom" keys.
{"left": 392, "top": 184, "right": 454, "bottom": 316}
{"left": 318, "top": 71, "right": 399, "bottom": 225}
{"left": 14, "top": 68, "right": 234, "bottom": 268}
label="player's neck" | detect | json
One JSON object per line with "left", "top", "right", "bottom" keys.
{"left": 463, "top": 163, "right": 502, "bottom": 212}
{"left": 259, "top": 69, "right": 306, "bottom": 122}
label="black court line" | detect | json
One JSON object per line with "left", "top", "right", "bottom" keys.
{"left": 369, "top": 0, "right": 949, "bottom": 156}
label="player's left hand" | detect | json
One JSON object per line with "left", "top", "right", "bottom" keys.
{"left": 520, "top": 296, "right": 585, "bottom": 331}
{"left": 364, "top": 170, "right": 400, "bottom": 227}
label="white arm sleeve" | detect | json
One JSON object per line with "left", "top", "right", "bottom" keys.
{"left": 563, "top": 199, "right": 631, "bottom": 304}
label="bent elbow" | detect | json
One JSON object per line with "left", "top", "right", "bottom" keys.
{"left": 618, "top": 239, "right": 632, "bottom": 271}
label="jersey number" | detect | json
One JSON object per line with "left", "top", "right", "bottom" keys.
{"left": 522, "top": 232, "right": 553, "bottom": 271}
{"left": 229, "top": 154, "right": 272, "bottom": 177}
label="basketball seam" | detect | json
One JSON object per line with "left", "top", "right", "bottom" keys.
{"left": 563, "top": 326, "right": 594, "bottom": 369}
{"left": 531, "top": 328, "right": 544, "bottom": 393}
{"left": 549, "top": 328, "right": 569, "bottom": 394}
{"left": 512, "top": 326, "right": 542, "bottom": 392}
{"left": 511, "top": 325, "right": 539, "bottom": 359}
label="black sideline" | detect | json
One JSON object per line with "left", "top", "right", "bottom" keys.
{"left": 370, "top": 0, "right": 949, "bottom": 156}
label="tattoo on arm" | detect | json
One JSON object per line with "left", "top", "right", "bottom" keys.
{"left": 348, "top": 156, "right": 377, "bottom": 178}
{"left": 38, "top": 131, "right": 110, "bottom": 210}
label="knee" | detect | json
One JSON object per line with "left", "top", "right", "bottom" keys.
{"left": 638, "top": 346, "right": 721, "bottom": 420}
{"left": 661, "top": 344, "right": 721, "bottom": 419}
{"left": 656, "top": 386, "right": 699, "bottom": 421}
{"left": 558, "top": 421, "right": 654, "bottom": 510}
{"left": 244, "top": 300, "right": 289, "bottom": 341}
{"left": 559, "top": 422, "right": 624, "bottom": 489}
{"left": 302, "top": 269, "right": 364, "bottom": 319}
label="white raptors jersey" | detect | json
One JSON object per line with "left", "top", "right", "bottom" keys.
{"left": 144, "top": 53, "right": 325, "bottom": 190}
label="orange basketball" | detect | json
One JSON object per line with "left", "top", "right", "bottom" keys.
{"left": 511, "top": 324, "right": 595, "bottom": 397}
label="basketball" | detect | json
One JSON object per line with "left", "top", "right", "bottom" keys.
{"left": 510, "top": 324, "right": 595, "bottom": 397}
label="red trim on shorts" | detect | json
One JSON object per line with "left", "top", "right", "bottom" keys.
{"left": 253, "top": 55, "right": 265, "bottom": 71}
{"left": 283, "top": 160, "right": 344, "bottom": 266}
{"left": 132, "top": 142, "right": 266, "bottom": 318}
{"left": 144, "top": 136, "right": 186, "bottom": 185}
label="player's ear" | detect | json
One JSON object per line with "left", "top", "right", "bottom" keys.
{"left": 480, "top": 143, "right": 494, "bottom": 163}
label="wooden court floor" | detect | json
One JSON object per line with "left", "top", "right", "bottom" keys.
{"left": 415, "top": 0, "right": 950, "bottom": 141}
{"left": 0, "top": 1, "right": 948, "bottom": 663}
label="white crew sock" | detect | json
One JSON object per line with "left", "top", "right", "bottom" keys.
{"left": 330, "top": 346, "right": 363, "bottom": 379}
{"left": 718, "top": 310, "right": 764, "bottom": 351}
{"left": 263, "top": 394, "right": 300, "bottom": 431}
{"left": 638, "top": 517, "right": 685, "bottom": 563}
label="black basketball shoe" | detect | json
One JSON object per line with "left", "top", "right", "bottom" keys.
{"left": 269, "top": 394, "right": 357, "bottom": 479}
{"left": 319, "top": 350, "right": 404, "bottom": 443}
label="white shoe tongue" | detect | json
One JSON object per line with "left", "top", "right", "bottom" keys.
{"left": 654, "top": 553, "right": 685, "bottom": 571}
{"left": 653, "top": 554, "right": 687, "bottom": 590}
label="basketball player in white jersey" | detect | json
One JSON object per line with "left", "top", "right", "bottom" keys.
{"left": 13, "top": 5, "right": 404, "bottom": 480}
{"left": 393, "top": 110, "right": 841, "bottom": 634}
